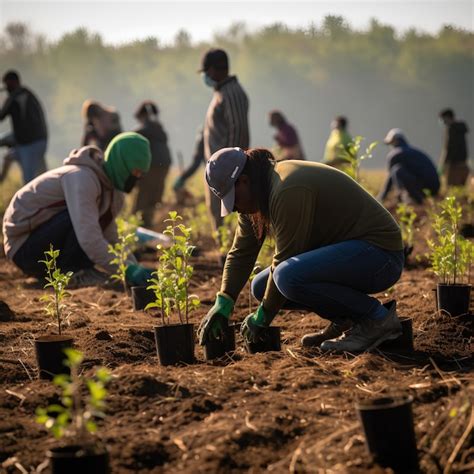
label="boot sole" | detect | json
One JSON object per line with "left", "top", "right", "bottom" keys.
{"left": 365, "top": 328, "right": 403, "bottom": 352}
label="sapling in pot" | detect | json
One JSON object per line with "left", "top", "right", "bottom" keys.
{"left": 428, "top": 196, "right": 473, "bottom": 316}
{"left": 146, "top": 211, "right": 200, "bottom": 365}
{"left": 108, "top": 215, "right": 139, "bottom": 294}
{"left": 36, "top": 349, "right": 111, "bottom": 473}
{"left": 35, "top": 245, "right": 74, "bottom": 380}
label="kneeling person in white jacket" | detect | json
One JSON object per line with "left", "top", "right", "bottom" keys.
{"left": 2, "top": 132, "right": 152, "bottom": 287}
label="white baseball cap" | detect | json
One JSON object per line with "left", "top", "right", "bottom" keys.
{"left": 384, "top": 128, "right": 405, "bottom": 145}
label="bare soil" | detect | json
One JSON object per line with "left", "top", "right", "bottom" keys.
{"left": 0, "top": 202, "right": 473, "bottom": 473}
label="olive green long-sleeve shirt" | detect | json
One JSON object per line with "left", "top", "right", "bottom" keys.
{"left": 220, "top": 160, "right": 403, "bottom": 316}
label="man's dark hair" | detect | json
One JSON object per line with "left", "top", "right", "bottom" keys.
{"left": 241, "top": 148, "right": 275, "bottom": 241}
{"left": 439, "top": 108, "right": 455, "bottom": 119}
{"left": 335, "top": 116, "right": 347, "bottom": 129}
{"left": 2, "top": 70, "right": 20, "bottom": 83}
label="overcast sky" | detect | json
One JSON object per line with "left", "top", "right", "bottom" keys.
{"left": 0, "top": 0, "right": 472, "bottom": 45}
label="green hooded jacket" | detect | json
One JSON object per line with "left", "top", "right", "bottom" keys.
{"left": 103, "top": 132, "right": 151, "bottom": 191}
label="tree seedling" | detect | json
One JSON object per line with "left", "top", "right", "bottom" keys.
{"left": 338, "top": 136, "right": 378, "bottom": 183}
{"left": 146, "top": 211, "right": 200, "bottom": 325}
{"left": 396, "top": 202, "right": 417, "bottom": 254}
{"left": 427, "top": 195, "right": 472, "bottom": 284}
{"left": 36, "top": 349, "right": 110, "bottom": 442}
{"left": 214, "top": 213, "right": 238, "bottom": 254}
{"left": 39, "top": 245, "right": 73, "bottom": 336}
{"left": 108, "top": 216, "right": 139, "bottom": 293}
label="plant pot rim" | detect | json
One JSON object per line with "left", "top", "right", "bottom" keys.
{"left": 357, "top": 394, "right": 413, "bottom": 411}
{"left": 47, "top": 443, "right": 107, "bottom": 458}
{"left": 35, "top": 335, "right": 74, "bottom": 343}
{"left": 153, "top": 323, "right": 194, "bottom": 329}
{"left": 436, "top": 283, "right": 472, "bottom": 289}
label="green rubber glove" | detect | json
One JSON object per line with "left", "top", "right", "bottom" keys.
{"left": 125, "top": 264, "right": 153, "bottom": 286}
{"left": 240, "top": 304, "right": 273, "bottom": 343}
{"left": 197, "top": 293, "right": 234, "bottom": 345}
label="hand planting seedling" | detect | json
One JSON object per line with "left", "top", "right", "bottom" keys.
{"left": 146, "top": 211, "right": 200, "bottom": 325}
{"left": 39, "top": 245, "right": 73, "bottom": 336}
{"left": 108, "top": 216, "right": 140, "bottom": 292}
{"left": 36, "top": 348, "right": 110, "bottom": 441}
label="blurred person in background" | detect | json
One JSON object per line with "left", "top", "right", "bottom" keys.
{"left": 438, "top": 108, "right": 470, "bottom": 187}
{"left": 2, "top": 132, "right": 153, "bottom": 288}
{"left": 198, "top": 147, "right": 404, "bottom": 353}
{"left": 268, "top": 110, "right": 305, "bottom": 161}
{"left": 199, "top": 48, "right": 249, "bottom": 242}
{"left": 81, "top": 99, "right": 122, "bottom": 151}
{"left": 133, "top": 100, "right": 172, "bottom": 227}
{"left": 323, "top": 116, "right": 352, "bottom": 168}
{"left": 378, "top": 128, "right": 440, "bottom": 204}
{"left": 0, "top": 70, "right": 48, "bottom": 184}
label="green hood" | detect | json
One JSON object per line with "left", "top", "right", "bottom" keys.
{"left": 103, "top": 132, "right": 151, "bottom": 191}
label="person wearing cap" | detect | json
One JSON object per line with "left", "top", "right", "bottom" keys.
{"left": 199, "top": 48, "right": 249, "bottom": 238}
{"left": 0, "top": 70, "right": 48, "bottom": 184}
{"left": 438, "top": 108, "right": 470, "bottom": 187}
{"left": 323, "top": 116, "right": 353, "bottom": 167}
{"left": 2, "top": 132, "right": 153, "bottom": 288}
{"left": 378, "top": 129, "right": 440, "bottom": 204}
{"left": 81, "top": 99, "right": 122, "bottom": 151}
{"left": 132, "top": 100, "right": 172, "bottom": 227}
{"left": 197, "top": 147, "right": 404, "bottom": 353}
{"left": 268, "top": 110, "right": 305, "bottom": 161}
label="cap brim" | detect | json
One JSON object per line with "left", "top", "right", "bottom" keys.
{"left": 220, "top": 186, "right": 235, "bottom": 217}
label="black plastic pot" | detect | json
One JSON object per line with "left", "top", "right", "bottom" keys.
{"left": 437, "top": 283, "right": 471, "bottom": 317}
{"left": 461, "top": 223, "right": 474, "bottom": 238}
{"left": 203, "top": 325, "right": 236, "bottom": 360}
{"left": 47, "top": 445, "right": 109, "bottom": 474}
{"left": 154, "top": 323, "right": 195, "bottom": 366}
{"left": 244, "top": 326, "right": 281, "bottom": 354}
{"left": 380, "top": 317, "right": 414, "bottom": 352}
{"left": 35, "top": 335, "right": 74, "bottom": 380}
{"left": 357, "top": 395, "right": 419, "bottom": 473}
{"left": 131, "top": 286, "right": 155, "bottom": 311}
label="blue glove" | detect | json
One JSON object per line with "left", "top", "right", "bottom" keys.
{"left": 173, "top": 176, "right": 185, "bottom": 191}
{"left": 125, "top": 264, "right": 153, "bottom": 286}
{"left": 240, "top": 304, "right": 274, "bottom": 343}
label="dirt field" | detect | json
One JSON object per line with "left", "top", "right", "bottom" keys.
{"left": 0, "top": 200, "right": 473, "bottom": 473}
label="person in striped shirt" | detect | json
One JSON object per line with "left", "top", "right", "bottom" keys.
{"left": 199, "top": 48, "right": 250, "bottom": 252}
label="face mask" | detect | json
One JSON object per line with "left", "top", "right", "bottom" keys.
{"left": 123, "top": 174, "right": 138, "bottom": 193}
{"left": 202, "top": 72, "right": 217, "bottom": 88}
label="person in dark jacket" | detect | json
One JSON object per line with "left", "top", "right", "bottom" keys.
{"left": 0, "top": 70, "right": 48, "bottom": 184}
{"left": 439, "top": 108, "right": 470, "bottom": 186}
{"left": 132, "top": 100, "right": 172, "bottom": 227}
{"left": 378, "top": 129, "right": 440, "bottom": 204}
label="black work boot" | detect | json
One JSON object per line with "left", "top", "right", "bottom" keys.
{"left": 301, "top": 319, "right": 352, "bottom": 348}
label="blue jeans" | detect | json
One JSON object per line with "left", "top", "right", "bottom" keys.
{"left": 14, "top": 139, "right": 47, "bottom": 184}
{"left": 251, "top": 240, "right": 404, "bottom": 323}
{"left": 13, "top": 209, "right": 93, "bottom": 278}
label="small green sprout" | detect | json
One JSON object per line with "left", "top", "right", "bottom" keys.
{"left": 39, "top": 245, "right": 73, "bottom": 336}
{"left": 36, "top": 349, "right": 111, "bottom": 440}
{"left": 108, "top": 216, "right": 139, "bottom": 292}
{"left": 427, "top": 195, "right": 473, "bottom": 285}
{"left": 146, "top": 211, "right": 200, "bottom": 325}
{"left": 396, "top": 202, "right": 417, "bottom": 251}
{"left": 338, "top": 136, "right": 378, "bottom": 183}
